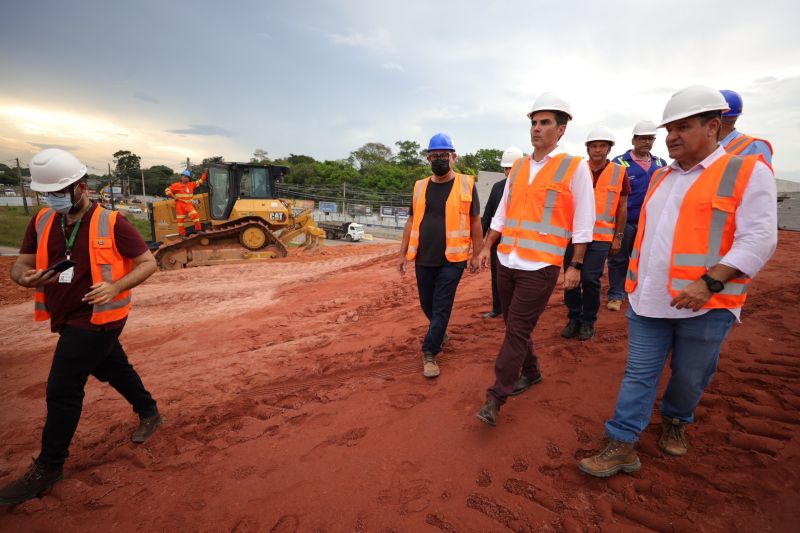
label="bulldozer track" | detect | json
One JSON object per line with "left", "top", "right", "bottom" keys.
{"left": 154, "top": 219, "right": 288, "bottom": 269}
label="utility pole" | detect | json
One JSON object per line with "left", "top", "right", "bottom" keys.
{"left": 16, "top": 158, "right": 29, "bottom": 215}
{"left": 140, "top": 167, "right": 146, "bottom": 204}
{"left": 186, "top": 157, "right": 191, "bottom": 173}
{"left": 343, "top": 182, "right": 346, "bottom": 218}
{"left": 108, "top": 163, "right": 116, "bottom": 210}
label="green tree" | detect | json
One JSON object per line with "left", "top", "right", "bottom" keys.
{"left": 394, "top": 140, "right": 424, "bottom": 167}
{"left": 474, "top": 148, "right": 504, "bottom": 172}
{"left": 349, "top": 142, "right": 392, "bottom": 172}
{"left": 250, "top": 149, "right": 271, "bottom": 164}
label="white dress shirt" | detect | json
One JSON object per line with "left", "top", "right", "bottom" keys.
{"left": 629, "top": 146, "right": 777, "bottom": 321}
{"left": 490, "top": 148, "right": 596, "bottom": 271}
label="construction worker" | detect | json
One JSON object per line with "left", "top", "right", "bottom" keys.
{"left": 475, "top": 93, "right": 596, "bottom": 426}
{"left": 399, "top": 133, "right": 483, "bottom": 379}
{"left": 1, "top": 149, "right": 160, "bottom": 504}
{"left": 562, "top": 127, "right": 630, "bottom": 341}
{"left": 165, "top": 169, "right": 207, "bottom": 237}
{"left": 719, "top": 89, "right": 774, "bottom": 165}
{"left": 481, "top": 146, "right": 524, "bottom": 319}
{"left": 606, "top": 120, "right": 667, "bottom": 311}
{"left": 579, "top": 86, "right": 777, "bottom": 478}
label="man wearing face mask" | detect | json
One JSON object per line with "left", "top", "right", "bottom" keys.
{"left": 399, "top": 133, "right": 482, "bottom": 379}
{"left": 0, "top": 149, "right": 160, "bottom": 505}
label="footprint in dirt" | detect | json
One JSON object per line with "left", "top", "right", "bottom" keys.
{"left": 232, "top": 515, "right": 260, "bottom": 533}
{"left": 269, "top": 514, "right": 299, "bottom": 533}
{"left": 387, "top": 393, "right": 426, "bottom": 410}
{"left": 512, "top": 456, "right": 529, "bottom": 472}
{"left": 476, "top": 469, "right": 492, "bottom": 487}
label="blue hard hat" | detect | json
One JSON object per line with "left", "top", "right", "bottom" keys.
{"left": 720, "top": 89, "right": 743, "bottom": 117}
{"left": 180, "top": 169, "right": 192, "bottom": 177}
{"left": 427, "top": 132, "right": 455, "bottom": 152}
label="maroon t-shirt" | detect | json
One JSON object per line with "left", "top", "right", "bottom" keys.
{"left": 20, "top": 202, "right": 149, "bottom": 333}
{"left": 591, "top": 160, "right": 632, "bottom": 196}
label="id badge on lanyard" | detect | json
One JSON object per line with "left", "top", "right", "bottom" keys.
{"left": 59, "top": 215, "right": 81, "bottom": 284}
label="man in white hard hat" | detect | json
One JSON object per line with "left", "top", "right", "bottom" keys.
{"left": 606, "top": 120, "right": 667, "bottom": 312}
{"left": 399, "top": 133, "right": 483, "bottom": 379}
{"left": 719, "top": 89, "right": 773, "bottom": 165}
{"left": 474, "top": 93, "right": 596, "bottom": 426}
{"left": 480, "top": 146, "right": 524, "bottom": 319}
{"left": 0, "top": 149, "right": 160, "bottom": 504}
{"left": 579, "top": 86, "right": 777, "bottom": 478}
{"left": 561, "top": 127, "right": 630, "bottom": 341}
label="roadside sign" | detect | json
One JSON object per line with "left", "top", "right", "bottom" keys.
{"left": 319, "top": 201, "right": 337, "bottom": 213}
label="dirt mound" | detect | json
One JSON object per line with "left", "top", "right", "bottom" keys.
{"left": 1, "top": 235, "right": 798, "bottom": 531}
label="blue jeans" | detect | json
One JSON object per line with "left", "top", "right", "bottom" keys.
{"left": 415, "top": 263, "right": 464, "bottom": 355}
{"left": 606, "top": 222, "right": 638, "bottom": 301}
{"left": 605, "top": 307, "right": 736, "bottom": 443}
{"left": 564, "top": 241, "right": 612, "bottom": 325}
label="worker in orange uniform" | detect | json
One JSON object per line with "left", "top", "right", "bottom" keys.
{"left": 165, "top": 169, "right": 207, "bottom": 237}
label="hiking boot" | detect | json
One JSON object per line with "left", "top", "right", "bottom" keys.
{"left": 607, "top": 300, "right": 622, "bottom": 311}
{"left": 131, "top": 412, "right": 163, "bottom": 444}
{"left": 422, "top": 353, "right": 440, "bottom": 379}
{"left": 476, "top": 400, "right": 500, "bottom": 427}
{"left": 0, "top": 459, "right": 63, "bottom": 505}
{"left": 579, "top": 439, "right": 641, "bottom": 478}
{"left": 578, "top": 323, "right": 595, "bottom": 341}
{"left": 510, "top": 373, "right": 543, "bottom": 396}
{"left": 659, "top": 417, "right": 688, "bottom": 456}
{"left": 561, "top": 321, "right": 580, "bottom": 339}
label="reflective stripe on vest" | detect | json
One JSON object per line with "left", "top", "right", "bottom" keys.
{"left": 406, "top": 174, "right": 474, "bottom": 262}
{"left": 91, "top": 208, "right": 132, "bottom": 318}
{"left": 724, "top": 133, "right": 774, "bottom": 157}
{"left": 592, "top": 163, "right": 624, "bottom": 242}
{"left": 33, "top": 209, "right": 56, "bottom": 318}
{"left": 498, "top": 154, "right": 580, "bottom": 265}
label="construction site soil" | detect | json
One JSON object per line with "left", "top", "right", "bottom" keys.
{"left": 1, "top": 233, "right": 798, "bottom": 532}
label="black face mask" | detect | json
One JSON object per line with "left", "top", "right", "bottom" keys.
{"left": 431, "top": 159, "right": 451, "bottom": 177}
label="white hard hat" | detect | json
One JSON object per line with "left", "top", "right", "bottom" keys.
{"left": 632, "top": 120, "right": 658, "bottom": 136}
{"left": 658, "top": 85, "right": 729, "bottom": 128}
{"left": 585, "top": 126, "right": 615, "bottom": 146}
{"left": 527, "top": 92, "right": 572, "bottom": 121}
{"left": 29, "top": 148, "right": 87, "bottom": 192}
{"left": 500, "top": 146, "right": 524, "bottom": 168}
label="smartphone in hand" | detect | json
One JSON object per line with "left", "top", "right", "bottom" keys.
{"left": 45, "top": 259, "right": 76, "bottom": 275}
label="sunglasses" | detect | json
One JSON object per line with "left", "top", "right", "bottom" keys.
{"left": 428, "top": 154, "right": 451, "bottom": 161}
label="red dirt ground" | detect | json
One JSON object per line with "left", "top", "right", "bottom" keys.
{"left": 0, "top": 233, "right": 798, "bottom": 532}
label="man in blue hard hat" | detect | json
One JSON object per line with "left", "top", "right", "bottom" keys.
{"left": 399, "top": 132, "right": 483, "bottom": 379}
{"left": 165, "top": 168, "right": 207, "bottom": 237}
{"left": 719, "top": 89, "right": 773, "bottom": 165}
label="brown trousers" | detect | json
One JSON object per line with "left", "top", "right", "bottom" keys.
{"left": 487, "top": 263, "right": 560, "bottom": 405}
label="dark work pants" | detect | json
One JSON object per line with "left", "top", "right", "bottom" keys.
{"left": 489, "top": 245, "right": 501, "bottom": 314}
{"left": 415, "top": 263, "right": 464, "bottom": 356}
{"left": 487, "top": 263, "right": 560, "bottom": 405}
{"left": 564, "top": 240, "right": 613, "bottom": 325}
{"left": 39, "top": 326, "right": 158, "bottom": 467}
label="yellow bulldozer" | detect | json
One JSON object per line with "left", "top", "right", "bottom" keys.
{"left": 150, "top": 162, "right": 325, "bottom": 269}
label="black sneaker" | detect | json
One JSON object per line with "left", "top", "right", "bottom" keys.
{"left": 0, "top": 459, "right": 63, "bottom": 505}
{"left": 131, "top": 412, "right": 163, "bottom": 444}
{"left": 578, "top": 324, "right": 595, "bottom": 341}
{"left": 561, "top": 321, "right": 580, "bottom": 339}
{"left": 510, "top": 373, "right": 543, "bottom": 396}
{"left": 476, "top": 400, "right": 500, "bottom": 427}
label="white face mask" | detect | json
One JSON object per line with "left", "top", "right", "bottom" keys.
{"left": 45, "top": 193, "right": 76, "bottom": 214}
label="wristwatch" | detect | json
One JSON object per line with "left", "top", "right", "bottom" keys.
{"left": 569, "top": 261, "right": 583, "bottom": 270}
{"left": 701, "top": 274, "right": 724, "bottom": 293}
{"left": 615, "top": 232, "right": 624, "bottom": 239}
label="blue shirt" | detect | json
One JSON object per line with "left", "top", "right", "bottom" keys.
{"left": 721, "top": 129, "right": 773, "bottom": 165}
{"left": 612, "top": 150, "right": 667, "bottom": 224}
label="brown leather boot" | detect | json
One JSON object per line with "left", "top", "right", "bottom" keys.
{"left": 422, "top": 353, "right": 440, "bottom": 378}
{"left": 579, "top": 439, "right": 641, "bottom": 478}
{"left": 475, "top": 400, "right": 500, "bottom": 427}
{"left": 659, "top": 417, "right": 688, "bottom": 456}
{"left": 0, "top": 459, "right": 63, "bottom": 505}
{"left": 131, "top": 412, "right": 163, "bottom": 444}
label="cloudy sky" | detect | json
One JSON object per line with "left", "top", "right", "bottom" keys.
{"left": 1, "top": 0, "right": 797, "bottom": 179}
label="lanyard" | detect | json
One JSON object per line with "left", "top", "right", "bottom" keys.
{"left": 60, "top": 215, "right": 83, "bottom": 260}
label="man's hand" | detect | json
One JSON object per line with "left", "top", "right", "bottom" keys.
{"left": 83, "top": 281, "right": 120, "bottom": 305}
{"left": 670, "top": 279, "right": 712, "bottom": 311}
{"left": 609, "top": 235, "right": 622, "bottom": 257}
{"left": 398, "top": 256, "right": 408, "bottom": 276}
{"left": 469, "top": 255, "right": 480, "bottom": 273}
{"left": 478, "top": 247, "right": 492, "bottom": 269}
{"left": 563, "top": 267, "right": 581, "bottom": 291}
{"left": 16, "top": 268, "right": 58, "bottom": 288}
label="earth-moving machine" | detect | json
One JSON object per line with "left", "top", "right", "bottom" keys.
{"left": 150, "top": 162, "right": 325, "bottom": 269}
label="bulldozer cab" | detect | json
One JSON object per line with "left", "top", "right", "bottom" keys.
{"left": 207, "top": 163, "right": 290, "bottom": 220}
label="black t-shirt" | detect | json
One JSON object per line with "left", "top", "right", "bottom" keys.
{"left": 409, "top": 178, "right": 480, "bottom": 268}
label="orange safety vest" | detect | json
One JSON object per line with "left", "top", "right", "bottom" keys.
{"left": 626, "top": 154, "right": 764, "bottom": 308}
{"left": 724, "top": 133, "right": 774, "bottom": 157}
{"left": 592, "top": 162, "right": 625, "bottom": 242}
{"left": 165, "top": 176, "right": 204, "bottom": 203}
{"left": 34, "top": 206, "right": 133, "bottom": 324}
{"left": 497, "top": 154, "right": 582, "bottom": 266}
{"left": 407, "top": 173, "right": 475, "bottom": 262}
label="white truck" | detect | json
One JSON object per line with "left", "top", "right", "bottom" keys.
{"left": 318, "top": 221, "right": 364, "bottom": 242}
